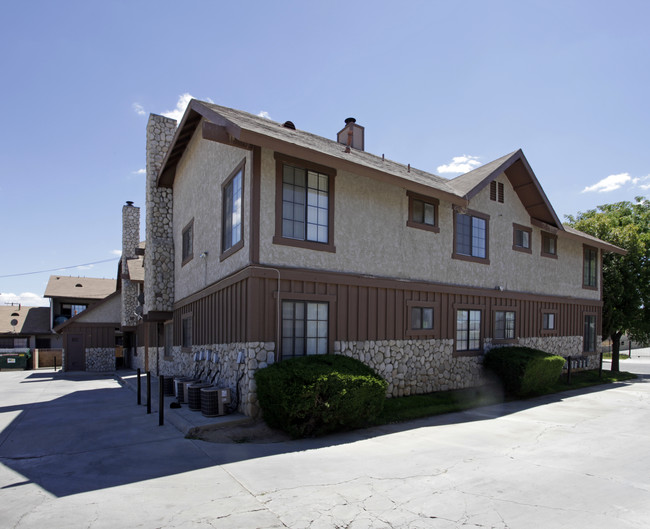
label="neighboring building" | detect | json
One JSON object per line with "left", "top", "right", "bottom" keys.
{"left": 132, "top": 100, "right": 623, "bottom": 416}
{"left": 45, "top": 275, "right": 118, "bottom": 371}
{"left": 0, "top": 305, "right": 55, "bottom": 350}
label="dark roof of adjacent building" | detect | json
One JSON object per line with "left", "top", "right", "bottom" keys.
{"left": 0, "top": 306, "right": 51, "bottom": 335}
{"left": 44, "top": 276, "right": 117, "bottom": 300}
{"left": 156, "top": 99, "right": 625, "bottom": 254}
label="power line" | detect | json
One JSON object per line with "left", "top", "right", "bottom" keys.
{"left": 0, "top": 258, "right": 120, "bottom": 279}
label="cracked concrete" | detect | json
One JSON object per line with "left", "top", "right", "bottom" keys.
{"left": 2, "top": 357, "right": 650, "bottom": 528}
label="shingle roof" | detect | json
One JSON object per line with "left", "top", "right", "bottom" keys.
{"left": 0, "top": 306, "right": 51, "bottom": 335}
{"left": 157, "top": 99, "right": 623, "bottom": 253}
{"left": 44, "top": 276, "right": 116, "bottom": 300}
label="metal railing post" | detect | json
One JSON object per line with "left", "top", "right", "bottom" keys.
{"left": 137, "top": 368, "right": 142, "bottom": 405}
{"left": 146, "top": 371, "right": 151, "bottom": 414}
{"left": 159, "top": 375, "right": 165, "bottom": 426}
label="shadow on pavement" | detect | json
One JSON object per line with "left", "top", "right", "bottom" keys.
{"left": 0, "top": 371, "right": 645, "bottom": 498}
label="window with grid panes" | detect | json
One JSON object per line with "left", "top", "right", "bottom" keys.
{"left": 281, "top": 301, "right": 328, "bottom": 359}
{"left": 456, "top": 309, "right": 482, "bottom": 351}
{"left": 282, "top": 164, "right": 329, "bottom": 243}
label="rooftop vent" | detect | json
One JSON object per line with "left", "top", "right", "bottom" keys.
{"left": 75, "top": 283, "right": 83, "bottom": 287}
{"left": 126, "top": 201, "right": 134, "bottom": 206}
{"left": 282, "top": 121, "right": 296, "bottom": 130}
{"left": 337, "top": 117, "right": 364, "bottom": 152}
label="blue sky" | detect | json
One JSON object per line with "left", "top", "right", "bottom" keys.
{"left": 1, "top": 0, "right": 649, "bottom": 307}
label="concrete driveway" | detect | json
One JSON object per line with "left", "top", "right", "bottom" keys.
{"left": 1, "top": 359, "right": 650, "bottom": 528}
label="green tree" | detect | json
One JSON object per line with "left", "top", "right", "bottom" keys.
{"left": 566, "top": 198, "right": 650, "bottom": 371}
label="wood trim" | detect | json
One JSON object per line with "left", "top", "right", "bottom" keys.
{"left": 202, "top": 121, "right": 253, "bottom": 151}
{"left": 405, "top": 299, "right": 440, "bottom": 338}
{"left": 406, "top": 191, "right": 440, "bottom": 233}
{"left": 512, "top": 223, "right": 532, "bottom": 254}
{"left": 250, "top": 146, "right": 261, "bottom": 264}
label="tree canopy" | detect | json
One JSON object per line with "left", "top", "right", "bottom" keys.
{"left": 566, "top": 198, "right": 650, "bottom": 371}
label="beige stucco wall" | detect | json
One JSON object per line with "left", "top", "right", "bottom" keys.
{"left": 259, "top": 148, "right": 599, "bottom": 300}
{"left": 75, "top": 295, "right": 121, "bottom": 323}
{"left": 173, "top": 123, "right": 252, "bottom": 302}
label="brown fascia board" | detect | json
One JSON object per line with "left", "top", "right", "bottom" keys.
{"left": 462, "top": 150, "right": 563, "bottom": 229}
{"left": 239, "top": 128, "right": 467, "bottom": 206}
{"left": 157, "top": 100, "right": 244, "bottom": 188}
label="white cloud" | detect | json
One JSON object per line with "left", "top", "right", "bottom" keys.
{"left": 0, "top": 292, "right": 49, "bottom": 307}
{"left": 76, "top": 265, "right": 94, "bottom": 271}
{"left": 582, "top": 173, "right": 632, "bottom": 193}
{"left": 258, "top": 111, "right": 272, "bottom": 120}
{"left": 636, "top": 175, "right": 650, "bottom": 190}
{"left": 111, "top": 250, "right": 122, "bottom": 256}
{"left": 162, "top": 93, "right": 194, "bottom": 122}
{"left": 132, "top": 168, "right": 146, "bottom": 175}
{"left": 132, "top": 102, "right": 146, "bottom": 116}
{"left": 437, "top": 155, "right": 481, "bottom": 174}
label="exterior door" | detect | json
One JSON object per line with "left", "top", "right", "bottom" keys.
{"left": 66, "top": 334, "right": 85, "bottom": 371}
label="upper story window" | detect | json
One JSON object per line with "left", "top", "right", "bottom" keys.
{"left": 583, "top": 246, "right": 598, "bottom": 289}
{"left": 274, "top": 153, "right": 336, "bottom": 253}
{"left": 453, "top": 209, "right": 490, "bottom": 264}
{"left": 512, "top": 224, "right": 532, "bottom": 254}
{"left": 541, "top": 232, "right": 558, "bottom": 258}
{"left": 406, "top": 192, "right": 440, "bottom": 233}
{"left": 490, "top": 181, "right": 504, "bottom": 203}
{"left": 494, "top": 310, "right": 516, "bottom": 340}
{"left": 222, "top": 162, "right": 244, "bottom": 259}
{"left": 182, "top": 219, "right": 194, "bottom": 266}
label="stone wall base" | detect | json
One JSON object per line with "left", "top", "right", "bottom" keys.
{"left": 86, "top": 348, "right": 116, "bottom": 372}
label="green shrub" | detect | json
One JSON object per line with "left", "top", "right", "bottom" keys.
{"left": 254, "top": 354, "right": 387, "bottom": 438}
{"left": 483, "top": 346, "right": 565, "bottom": 397}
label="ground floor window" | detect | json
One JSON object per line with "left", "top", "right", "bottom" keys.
{"left": 456, "top": 309, "right": 481, "bottom": 351}
{"left": 181, "top": 314, "right": 192, "bottom": 349}
{"left": 584, "top": 314, "right": 596, "bottom": 352}
{"left": 282, "top": 301, "right": 328, "bottom": 359}
{"left": 543, "top": 312, "right": 556, "bottom": 331}
{"left": 494, "top": 310, "right": 515, "bottom": 340}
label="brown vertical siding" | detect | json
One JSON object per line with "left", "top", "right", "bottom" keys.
{"left": 62, "top": 323, "right": 118, "bottom": 348}
{"left": 171, "top": 266, "right": 601, "bottom": 349}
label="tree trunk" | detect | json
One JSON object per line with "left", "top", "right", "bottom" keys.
{"left": 611, "top": 331, "right": 622, "bottom": 372}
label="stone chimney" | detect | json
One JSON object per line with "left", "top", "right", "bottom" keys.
{"left": 121, "top": 201, "right": 140, "bottom": 328}
{"left": 337, "top": 117, "right": 364, "bottom": 152}
{"left": 144, "top": 114, "right": 177, "bottom": 316}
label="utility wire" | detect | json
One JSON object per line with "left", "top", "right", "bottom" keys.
{"left": 0, "top": 258, "right": 120, "bottom": 279}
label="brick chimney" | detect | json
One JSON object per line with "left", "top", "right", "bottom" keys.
{"left": 144, "top": 114, "right": 177, "bottom": 316}
{"left": 121, "top": 201, "right": 140, "bottom": 328}
{"left": 337, "top": 117, "right": 364, "bottom": 152}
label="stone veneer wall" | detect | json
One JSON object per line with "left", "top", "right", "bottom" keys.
{"left": 133, "top": 335, "right": 601, "bottom": 416}
{"left": 140, "top": 342, "right": 275, "bottom": 417}
{"left": 144, "top": 114, "right": 177, "bottom": 314}
{"left": 121, "top": 203, "right": 140, "bottom": 327}
{"left": 86, "top": 348, "right": 116, "bottom": 372}
{"left": 337, "top": 339, "right": 487, "bottom": 396}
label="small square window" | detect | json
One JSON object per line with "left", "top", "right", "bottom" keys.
{"left": 411, "top": 307, "right": 434, "bottom": 330}
{"left": 513, "top": 224, "right": 532, "bottom": 253}
{"left": 182, "top": 220, "right": 194, "bottom": 266}
{"left": 541, "top": 232, "right": 557, "bottom": 258}
{"left": 407, "top": 192, "right": 439, "bottom": 233}
{"left": 543, "top": 313, "right": 556, "bottom": 330}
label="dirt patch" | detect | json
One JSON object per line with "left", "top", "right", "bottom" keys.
{"left": 188, "top": 418, "right": 292, "bottom": 444}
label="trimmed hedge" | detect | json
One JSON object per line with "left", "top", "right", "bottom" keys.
{"left": 483, "top": 346, "right": 565, "bottom": 397}
{"left": 254, "top": 354, "right": 387, "bottom": 438}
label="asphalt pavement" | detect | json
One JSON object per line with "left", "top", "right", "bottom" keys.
{"left": 1, "top": 354, "right": 650, "bottom": 528}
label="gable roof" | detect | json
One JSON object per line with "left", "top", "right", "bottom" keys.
{"left": 53, "top": 290, "right": 121, "bottom": 333}
{"left": 156, "top": 99, "right": 623, "bottom": 254}
{"left": 44, "top": 276, "right": 116, "bottom": 300}
{"left": 0, "top": 306, "right": 51, "bottom": 335}
{"left": 157, "top": 100, "right": 464, "bottom": 206}
{"left": 449, "top": 149, "right": 563, "bottom": 228}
